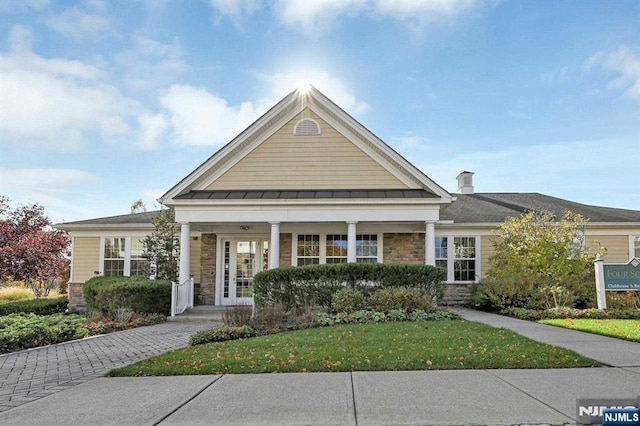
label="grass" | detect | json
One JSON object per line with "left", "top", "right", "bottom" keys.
{"left": 0, "top": 286, "right": 34, "bottom": 302}
{"left": 540, "top": 318, "right": 640, "bottom": 343}
{"left": 107, "top": 320, "right": 599, "bottom": 377}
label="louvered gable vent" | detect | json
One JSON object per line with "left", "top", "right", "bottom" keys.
{"left": 293, "top": 118, "right": 321, "bottom": 136}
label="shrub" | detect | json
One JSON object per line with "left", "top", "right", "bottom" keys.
{"left": 331, "top": 288, "right": 365, "bottom": 313}
{"left": 189, "top": 325, "right": 256, "bottom": 346}
{"left": 223, "top": 305, "right": 253, "bottom": 326}
{"left": 0, "top": 313, "right": 88, "bottom": 354}
{"left": 84, "top": 276, "right": 171, "bottom": 316}
{"left": 253, "top": 263, "right": 446, "bottom": 312}
{"left": 370, "top": 287, "right": 434, "bottom": 313}
{"left": 352, "top": 310, "right": 386, "bottom": 323}
{"left": 500, "top": 307, "right": 640, "bottom": 321}
{"left": 0, "top": 296, "right": 68, "bottom": 316}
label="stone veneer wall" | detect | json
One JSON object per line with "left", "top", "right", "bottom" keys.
{"left": 383, "top": 233, "right": 425, "bottom": 264}
{"left": 279, "top": 233, "right": 292, "bottom": 267}
{"left": 68, "top": 282, "right": 86, "bottom": 313}
{"left": 199, "top": 234, "right": 217, "bottom": 305}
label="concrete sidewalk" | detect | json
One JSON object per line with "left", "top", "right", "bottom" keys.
{"left": 0, "top": 309, "right": 638, "bottom": 425}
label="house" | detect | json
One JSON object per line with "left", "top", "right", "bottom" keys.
{"left": 56, "top": 87, "right": 640, "bottom": 312}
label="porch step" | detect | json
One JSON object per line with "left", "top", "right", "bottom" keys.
{"left": 166, "top": 305, "right": 229, "bottom": 322}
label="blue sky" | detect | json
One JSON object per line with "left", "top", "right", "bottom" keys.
{"left": 0, "top": 0, "right": 638, "bottom": 223}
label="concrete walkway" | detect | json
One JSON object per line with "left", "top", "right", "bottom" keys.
{"left": 0, "top": 310, "right": 638, "bottom": 425}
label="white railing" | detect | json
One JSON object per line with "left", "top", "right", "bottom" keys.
{"left": 171, "top": 277, "right": 194, "bottom": 316}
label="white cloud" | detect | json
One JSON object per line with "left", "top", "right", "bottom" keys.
{"left": 44, "top": 0, "right": 117, "bottom": 39}
{"left": 262, "top": 70, "right": 371, "bottom": 115}
{"left": 584, "top": 46, "right": 640, "bottom": 100}
{"left": 0, "top": 26, "right": 151, "bottom": 151}
{"left": 0, "top": 0, "right": 49, "bottom": 13}
{"left": 159, "top": 84, "right": 267, "bottom": 146}
{"left": 208, "top": 0, "right": 480, "bottom": 36}
{"left": 0, "top": 168, "right": 99, "bottom": 192}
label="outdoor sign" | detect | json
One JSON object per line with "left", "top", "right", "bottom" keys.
{"left": 603, "top": 258, "right": 640, "bottom": 291}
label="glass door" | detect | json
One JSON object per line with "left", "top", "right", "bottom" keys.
{"left": 221, "top": 239, "right": 268, "bottom": 305}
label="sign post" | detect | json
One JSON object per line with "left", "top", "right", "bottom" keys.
{"left": 594, "top": 255, "right": 607, "bottom": 310}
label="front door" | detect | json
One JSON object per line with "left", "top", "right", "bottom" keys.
{"left": 221, "top": 239, "right": 268, "bottom": 305}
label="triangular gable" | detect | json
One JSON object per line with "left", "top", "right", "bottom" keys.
{"left": 161, "top": 86, "right": 452, "bottom": 203}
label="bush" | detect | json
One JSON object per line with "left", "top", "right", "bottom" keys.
{"left": 331, "top": 288, "right": 365, "bottom": 313}
{"left": 253, "top": 263, "right": 446, "bottom": 312}
{"left": 84, "top": 276, "right": 171, "bottom": 316}
{"left": 0, "top": 313, "right": 88, "bottom": 354}
{"left": 500, "top": 307, "right": 640, "bottom": 321}
{"left": 370, "top": 287, "right": 434, "bottom": 313}
{"left": 189, "top": 325, "right": 256, "bottom": 346}
{"left": 0, "top": 296, "right": 68, "bottom": 316}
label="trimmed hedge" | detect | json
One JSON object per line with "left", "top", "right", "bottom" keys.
{"left": 83, "top": 276, "right": 171, "bottom": 316}
{"left": 500, "top": 307, "right": 640, "bottom": 321}
{"left": 253, "top": 263, "right": 446, "bottom": 312}
{"left": 0, "top": 296, "right": 68, "bottom": 316}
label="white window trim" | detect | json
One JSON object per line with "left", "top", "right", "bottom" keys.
{"left": 99, "top": 236, "right": 146, "bottom": 277}
{"left": 630, "top": 235, "right": 640, "bottom": 260}
{"left": 292, "top": 233, "right": 383, "bottom": 266}
{"left": 435, "top": 235, "right": 481, "bottom": 283}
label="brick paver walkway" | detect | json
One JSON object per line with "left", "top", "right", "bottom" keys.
{"left": 0, "top": 321, "right": 214, "bottom": 412}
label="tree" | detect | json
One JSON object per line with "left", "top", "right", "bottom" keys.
{"left": 130, "top": 199, "right": 147, "bottom": 214}
{"left": 142, "top": 207, "right": 180, "bottom": 282}
{"left": 0, "top": 196, "right": 71, "bottom": 297}
{"left": 475, "top": 209, "right": 605, "bottom": 309}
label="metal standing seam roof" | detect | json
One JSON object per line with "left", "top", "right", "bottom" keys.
{"left": 173, "top": 189, "right": 439, "bottom": 200}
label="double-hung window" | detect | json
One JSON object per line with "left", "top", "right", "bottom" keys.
{"left": 295, "top": 234, "right": 381, "bottom": 265}
{"left": 632, "top": 236, "right": 640, "bottom": 259}
{"left": 101, "top": 237, "right": 148, "bottom": 277}
{"left": 435, "top": 235, "right": 479, "bottom": 282}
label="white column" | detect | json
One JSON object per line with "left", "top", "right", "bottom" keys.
{"left": 179, "top": 222, "right": 191, "bottom": 284}
{"left": 269, "top": 222, "right": 280, "bottom": 269}
{"left": 425, "top": 221, "right": 436, "bottom": 266}
{"left": 594, "top": 255, "right": 607, "bottom": 310}
{"left": 347, "top": 221, "right": 357, "bottom": 263}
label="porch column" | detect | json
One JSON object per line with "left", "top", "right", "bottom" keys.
{"left": 178, "top": 222, "right": 191, "bottom": 284}
{"left": 269, "top": 221, "right": 280, "bottom": 269}
{"left": 347, "top": 221, "right": 357, "bottom": 263}
{"left": 425, "top": 221, "right": 436, "bottom": 266}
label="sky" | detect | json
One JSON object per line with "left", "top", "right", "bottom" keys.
{"left": 0, "top": 0, "right": 638, "bottom": 224}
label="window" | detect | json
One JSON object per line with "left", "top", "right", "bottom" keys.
{"left": 295, "top": 233, "right": 381, "bottom": 265}
{"left": 297, "top": 234, "right": 320, "bottom": 265}
{"left": 633, "top": 236, "right": 640, "bottom": 258}
{"left": 103, "top": 238, "right": 125, "bottom": 277}
{"left": 453, "top": 237, "right": 476, "bottom": 281}
{"left": 436, "top": 235, "right": 479, "bottom": 282}
{"left": 356, "top": 234, "right": 378, "bottom": 263}
{"left": 101, "top": 237, "right": 149, "bottom": 277}
{"left": 326, "top": 234, "right": 348, "bottom": 264}
{"left": 130, "top": 238, "right": 149, "bottom": 277}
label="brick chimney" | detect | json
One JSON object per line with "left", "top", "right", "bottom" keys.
{"left": 457, "top": 171, "right": 474, "bottom": 194}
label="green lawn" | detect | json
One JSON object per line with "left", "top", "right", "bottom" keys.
{"left": 107, "top": 320, "right": 598, "bottom": 376}
{"left": 540, "top": 318, "right": 640, "bottom": 343}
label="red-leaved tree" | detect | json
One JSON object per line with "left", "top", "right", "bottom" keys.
{"left": 0, "top": 196, "right": 71, "bottom": 297}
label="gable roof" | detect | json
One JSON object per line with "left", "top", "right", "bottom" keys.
{"left": 440, "top": 193, "right": 640, "bottom": 224}
{"left": 160, "top": 86, "right": 452, "bottom": 204}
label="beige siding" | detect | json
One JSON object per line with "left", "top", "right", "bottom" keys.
{"left": 480, "top": 235, "right": 495, "bottom": 278}
{"left": 588, "top": 235, "right": 629, "bottom": 263}
{"left": 72, "top": 237, "right": 100, "bottom": 283}
{"left": 207, "top": 109, "right": 409, "bottom": 190}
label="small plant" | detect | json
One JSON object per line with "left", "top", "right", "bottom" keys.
{"left": 0, "top": 286, "right": 34, "bottom": 303}
{"left": 386, "top": 308, "right": 408, "bottom": 321}
{"left": 331, "top": 288, "right": 365, "bottom": 314}
{"left": 189, "top": 325, "right": 256, "bottom": 346}
{"left": 223, "top": 305, "right": 253, "bottom": 326}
